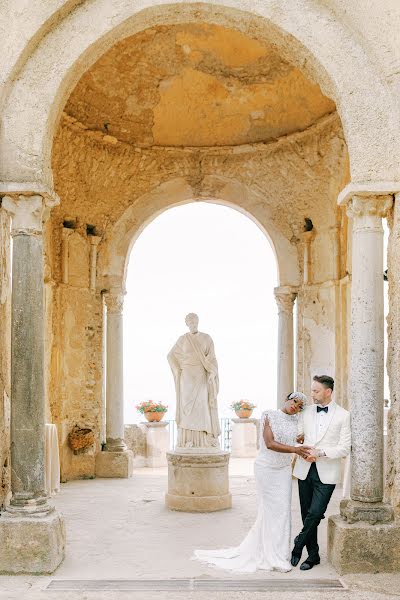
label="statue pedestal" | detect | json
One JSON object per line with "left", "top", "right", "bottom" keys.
{"left": 165, "top": 450, "right": 231, "bottom": 512}
{"left": 230, "top": 418, "right": 258, "bottom": 458}
{"left": 142, "top": 421, "right": 169, "bottom": 467}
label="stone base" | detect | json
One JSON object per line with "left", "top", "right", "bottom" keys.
{"left": 230, "top": 418, "right": 258, "bottom": 458}
{"left": 0, "top": 510, "right": 65, "bottom": 574}
{"left": 95, "top": 449, "right": 133, "bottom": 478}
{"left": 328, "top": 514, "right": 400, "bottom": 574}
{"left": 165, "top": 450, "right": 231, "bottom": 512}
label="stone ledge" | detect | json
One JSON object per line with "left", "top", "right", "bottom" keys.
{"left": 166, "top": 450, "right": 229, "bottom": 467}
{"left": 0, "top": 511, "right": 65, "bottom": 574}
{"left": 328, "top": 514, "right": 400, "bottom": 574}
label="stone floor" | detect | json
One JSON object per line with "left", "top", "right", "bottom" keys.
{"left": 0, "top": 459, "right": 399, "bottom": 599}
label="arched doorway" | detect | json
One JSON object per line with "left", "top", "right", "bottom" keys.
{"left": 1, "top": 3, "right": 399, "bottom": 576}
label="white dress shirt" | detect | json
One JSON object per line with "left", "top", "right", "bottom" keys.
{"left": 315, "top": 401, "right": 335, "bottom": 451}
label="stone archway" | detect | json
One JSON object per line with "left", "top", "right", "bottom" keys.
{"left": 1, "top": 1, "right": 400, "bottom": 187}
{"left": 1, "top": 1, "right": 400, "bottom": 576}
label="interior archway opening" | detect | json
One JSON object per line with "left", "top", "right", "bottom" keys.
{"left": 123, "top": 202, "right": 279, "bottom": 435}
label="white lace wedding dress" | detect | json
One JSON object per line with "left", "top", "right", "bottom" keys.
{"left": 193, "top": 409, "right": 298, "bottom": 573}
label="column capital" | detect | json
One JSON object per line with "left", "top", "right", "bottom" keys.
{"left": 1, "top": 192, "right": 59, "bottom": 235}
{"left": 61, "top": 226, "right": 74, "bottom": 240}
{"left": 104, "top": 288, "right": 125, "bottom": 314}
{"left": 274, "top": 286, "right": 297, "bottom": 314}
{"left": 89, "top": 234, "right": 102, "bottom": 247}
{"left": 302, "top": 230, "right": 316, "bottom": 244}
{"left": 346, "top": 195, "right": 393, "bottom": 232}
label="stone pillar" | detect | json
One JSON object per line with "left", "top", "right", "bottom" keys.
{"left": 328, "top": 193, "right": 400, "bottom": 575}
{"left": 89, "top": 234, "right": 101, "bottom": 291}
{"left": 95, "top": 289, "right": 133, "bottom": 478}
{"left": 302, "top": 230, "right": 315, "bottom": 284}
{"left": 274, "top": 286, "right": 296, "bottom": 405}
{"left": 347, "top": 196, "right": 392, "bottom": 504}
{"left": 61, "top": 226, "right": 73, "bottom": 284}
{"left": 0, "top": 192, "right": 65, "bottom": 574}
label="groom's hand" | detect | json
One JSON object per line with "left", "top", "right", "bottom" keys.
{"left": 296, "top": 446, "right": 313, "bottom": 459}
{"left": 296, "top": 434, "right": 305, "bottom": 444}
{"left": 305, "top": 448, "right": 323, "bottom": 461}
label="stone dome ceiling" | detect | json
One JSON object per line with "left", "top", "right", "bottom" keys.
{"left": 65, "top": 24, "right": 336, "bottom": 147}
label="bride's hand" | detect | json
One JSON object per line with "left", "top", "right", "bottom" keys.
{"left": 295, "top": 446, "right": 313, "bottom": 459}
{"left": 296, "top": 434, "right": 305, "bottom": 444}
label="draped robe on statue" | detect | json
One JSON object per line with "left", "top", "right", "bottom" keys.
{"left": 167, "top": 332, "right": 221, "bottom": 448}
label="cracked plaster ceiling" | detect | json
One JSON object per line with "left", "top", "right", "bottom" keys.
{"left": 65, "top": 23, "right": 336, "bottom": 147}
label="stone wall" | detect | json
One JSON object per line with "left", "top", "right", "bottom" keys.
{"left": 0, "top": 209, "right": 10, "bottom": 507}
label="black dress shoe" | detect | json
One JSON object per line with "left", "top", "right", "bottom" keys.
{"left": 290, "top": 551, "right": 302, "bottom": 567}
{"left": 300, "top": 557, "right": 321, "bottom": 571}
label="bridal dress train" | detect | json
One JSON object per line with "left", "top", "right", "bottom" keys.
{"left": 193, "top": 409, "right": 298, "bottom": 573}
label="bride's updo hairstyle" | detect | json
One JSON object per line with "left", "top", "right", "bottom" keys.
{"left": 286, "top": 391, "right": 307, "bottom": 411}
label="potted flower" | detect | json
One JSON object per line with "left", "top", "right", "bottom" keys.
{"left": 230, "top": 400, "right": 256, "bottom": 419}
{"left": 136, "top": 400, "right": 168, "bottom": 422}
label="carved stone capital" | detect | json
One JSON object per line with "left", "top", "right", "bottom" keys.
{"left": 1, "top": 193, "right": 58, "bottom": 236}
{"left": 302, "top": 230, "right": 315, "bottom": 245}
{"left": 61, "top": 227, "right": 74, "bottom": 240}
{"left": 274, "top": 286, "right": 297, "bottom": 315}
{"left": 346, "top": 195, "right": 393, "bottom": 232}
{"left": 104, "top": 289, "right": 124, "bottom": 314}
{"left": 89, "top": 235, "right": 102, "bottom": 247}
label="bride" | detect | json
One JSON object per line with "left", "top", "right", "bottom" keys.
{"left": 193, "top": 392, "right": 310, "bottom": 573}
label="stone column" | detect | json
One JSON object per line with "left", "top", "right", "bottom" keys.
{"left": 302, "top": 230, "right": 315, "bottom": 284}
{"left": 328, "top": 193, "right": 400, "bottom": 575}
{"left": 347, "top": 196, "right": 392, "bottom": 506}
{"left": 89, "top": 234, "right": 101, "bottom": 291}
{"left": 274, "top": 286, "right": 297, "bottom": 405}
{"left": 95, "top": 288, "right": 133, "bottom": 478}
{"left": 61, "top": 226, "right": 73, "bottom": 284}
{"left": 0, "top": 192, "right": 65, "bottom": 574}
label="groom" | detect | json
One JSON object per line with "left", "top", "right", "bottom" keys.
{"left": 291, "top": 375, "right": 351, "bottom": 571}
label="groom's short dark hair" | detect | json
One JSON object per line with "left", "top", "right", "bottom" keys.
{"left": 313, "top": 375, "right": 334, "bottom": 391}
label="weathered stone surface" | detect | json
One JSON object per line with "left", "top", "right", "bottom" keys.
{"left": 142, "top": 422, "right": 169, "bottom": 468}
{"left": 328, "top": 514, "right": 400, "bottom": 574}
{"left": 0, "top": 208, "right": 11, "bottom": 510}
{"left": 230, "top": 418, "right": 258, "bottom": 458}
{"left": 166, "top": 450, "right": 231, "bottom": 512}
{"left": 0, "top": 511, "right": 65, "bottom": 574}
{"left": 387, "top": 195, "right": 400, "bottom": 514}
{"left": 66, "top": 24, "right": 335, "bottom": 148}
{"left": 340, "top": 498, "right": 394, "bottom": 525}
{"left": 95, "top": 450, "right": 133, "bottom": 478}
{"left": 124, "top": 424, "right": 147, "bottom": 467}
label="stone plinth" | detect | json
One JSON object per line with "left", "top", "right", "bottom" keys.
{"left": 165, "top": 450, "right": 231, "bottom": 512}
{"left": 142, "top": 421, "right": 169, "bottom": 467}
{"left": 95, "top": 449, "right": 133, "bottom": 478}
{"left": 328, "top": 514, "right": 400, "bottom": 574}
{"left": 230, "top": 418, "right": 258, "bottom": 458}
{"left": 0, "top": 511, "right": 65, "bottom": 574}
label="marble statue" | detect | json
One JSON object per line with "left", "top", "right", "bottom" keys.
{"left": 167, "top": 313, "right": 220, "bottom": 449}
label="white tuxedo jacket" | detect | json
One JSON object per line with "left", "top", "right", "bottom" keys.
{"left": 292, "top": 403, "right": 351, "bottom": 485}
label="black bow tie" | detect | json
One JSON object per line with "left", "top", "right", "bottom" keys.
{"left": 317, "top": 406, "right": 328, "bottom": 413}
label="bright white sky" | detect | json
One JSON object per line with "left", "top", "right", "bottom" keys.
{"left": 123, "top": 202, "right": 278, "bottom": 423}
{"left": 123, "top": 203, "right": 390, "bottom": 424}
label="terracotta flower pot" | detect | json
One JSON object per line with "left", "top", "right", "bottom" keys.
{"left": 144, "top": 411, "right": 165, "bottom": 422}
{"left": 235, "top": 409, "right": 253, "bottom": 419}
